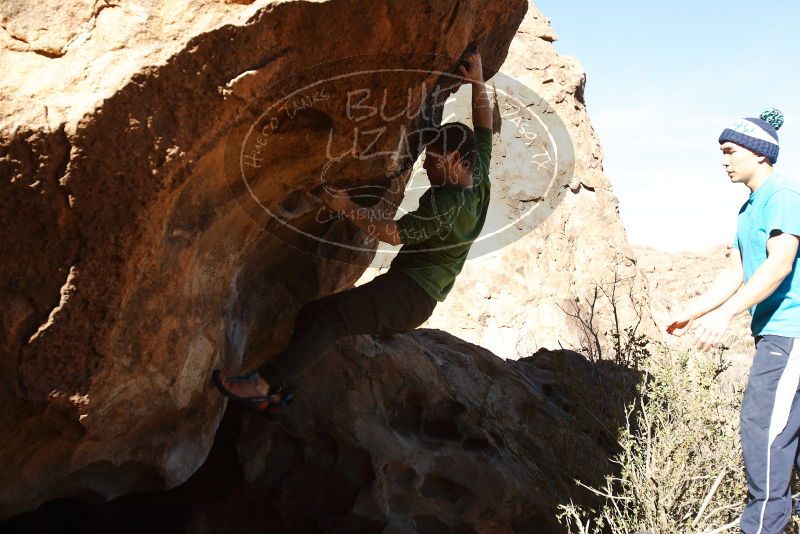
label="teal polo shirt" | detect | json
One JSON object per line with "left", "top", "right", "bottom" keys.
{"left": 733, "top": 173, "right": 800, "bottom": 337}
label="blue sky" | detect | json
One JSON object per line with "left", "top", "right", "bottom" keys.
{"left": 533, "top": 1, "right": 800, "bottom": 250}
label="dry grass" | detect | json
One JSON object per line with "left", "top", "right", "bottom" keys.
{"left": 557, "top": 340, "right": 757, "bottom": 534}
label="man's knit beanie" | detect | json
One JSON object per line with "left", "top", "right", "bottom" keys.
{"left": 718, "top": 108, "right": 784, "bottom": 164}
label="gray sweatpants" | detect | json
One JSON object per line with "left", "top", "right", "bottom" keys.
{"left": 740, "top": 335, "right": 800, "bottom": 534}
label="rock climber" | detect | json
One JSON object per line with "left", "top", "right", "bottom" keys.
{"left": 212, "top": 51, "right": 494, "bottom": 418}
{"left": 667, "top": 108, "right": 800, "bottom": 534}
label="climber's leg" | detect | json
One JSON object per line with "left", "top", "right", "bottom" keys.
{"left": 257, "top": 269, "right": 436, "bottom": 391}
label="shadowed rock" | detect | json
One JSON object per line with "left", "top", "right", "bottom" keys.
{"left": 2, "top": 330, "right": 643, "bottom": 533}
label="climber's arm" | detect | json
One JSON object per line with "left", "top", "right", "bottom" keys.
{"left": 309, "top": 186, "right": 458, "bottom": 247}
{"left": 458, "top": 51, "right": 492, "bottom": 130}
{"left": 344, "top": 206, "right": 402, "bottom": 246}
{"left": 309, "top": 189, "right": 402, "bottom": 246}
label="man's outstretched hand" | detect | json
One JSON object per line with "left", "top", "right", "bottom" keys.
{"left": 458, "top": 51, "right": 484, "bottom": 85}
{"left": 666, "top": 313, "right": 693, "bottom": 336}
{"left": 666, "top": 302, "right": 695, "bottom": 336}
{"left": 666, "top": 318, "right": 693, "bottom": 336}
{"left": 691, "top": 308, "right": 733, "bottom": 351}
{"left": 666, "top": 304, "right": 733, "bottom": 351}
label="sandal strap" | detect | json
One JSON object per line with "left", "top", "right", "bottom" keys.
{"left": 226, "top": 370, "right": 259, "bottom": 384}
{"left": 271, "top": 392, "right": 294, "bottom": 407}
{"left": 216, "top": 369, "right": 295, "bottom": 413}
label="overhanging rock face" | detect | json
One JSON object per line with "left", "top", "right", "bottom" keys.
{"left": 0, "top": 0, "right": 528, "bottom": 518}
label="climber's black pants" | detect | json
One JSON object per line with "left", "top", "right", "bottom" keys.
{"left": 257, "top": 269, "right": 437, "bottom": 391}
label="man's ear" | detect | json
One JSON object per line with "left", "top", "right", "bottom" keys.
{"left": 750, "top": 149, "right": 770, "bottom": 166}
{"left": 453, "top": 151, "right": 472, "bottom": 172}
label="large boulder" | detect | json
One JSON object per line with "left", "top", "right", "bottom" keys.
{"left": 0, "top": 0, "right": 529, "bottom": 518}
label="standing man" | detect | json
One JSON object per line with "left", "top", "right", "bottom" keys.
{"left": 212, "top": 52, "right": 494, "bottom": 417}
{"left": 667, "top": 109, "right": 800, "bottom": 534}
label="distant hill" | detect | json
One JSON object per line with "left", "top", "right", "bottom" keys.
{"left": 634, "top": 244, "right": 754, "bottom": 387}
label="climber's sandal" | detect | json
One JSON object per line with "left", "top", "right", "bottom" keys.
{"left": 211, "top": 369, "right": 294, "bottom": 419}
{"left": 263, "top": 389, "right": 294, "bottom": 419}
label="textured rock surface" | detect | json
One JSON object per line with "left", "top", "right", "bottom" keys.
{"left": 360, "top": 5, "right": 660, "bottom": 360}
{"left": 3, "top": 330, "right": 641, "bottom": 533}
{"left": 198, "top": 331, "right": 632, "bottom": 533}
{"left": 0, "top": 0, "right": 529, "bottom": 518}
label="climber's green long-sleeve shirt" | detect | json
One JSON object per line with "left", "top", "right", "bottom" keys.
{"left": 389, "top": 125, "right": 493, "bottom": 302}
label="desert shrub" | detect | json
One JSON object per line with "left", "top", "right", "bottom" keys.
{"left": 559, "top": 253, "right": 652, "bottom": 370}
{"left": 557, "top": 342, "right": 752, "bottom": 534}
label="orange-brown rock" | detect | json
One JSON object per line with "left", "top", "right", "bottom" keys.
{"left": 1, "top": 0, "right": 528, "bottom": 518}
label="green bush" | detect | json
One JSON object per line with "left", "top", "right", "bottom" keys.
{"left": 557, "top": 342, "right": 752, "bottom": 534}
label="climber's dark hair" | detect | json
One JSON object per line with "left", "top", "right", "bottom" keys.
{"left": 423, "top": 122, "right": 477, "bottom": 170}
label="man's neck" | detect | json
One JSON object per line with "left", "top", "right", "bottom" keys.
{"left": 746, "top": 165, "right": 776, "bottom": 194}
{"left": 454, "top": 168, "right": 475, "bottom": 188}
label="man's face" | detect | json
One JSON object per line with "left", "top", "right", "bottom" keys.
{"left": 423, "top": 148, "right": 458, "bottom": 186}
{"left": 720, "top": 141, "right": 765, "bottom": 184}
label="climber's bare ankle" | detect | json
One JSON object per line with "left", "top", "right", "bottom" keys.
{"left": 256, "top": 373, "right": 270, "bottom": 396}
